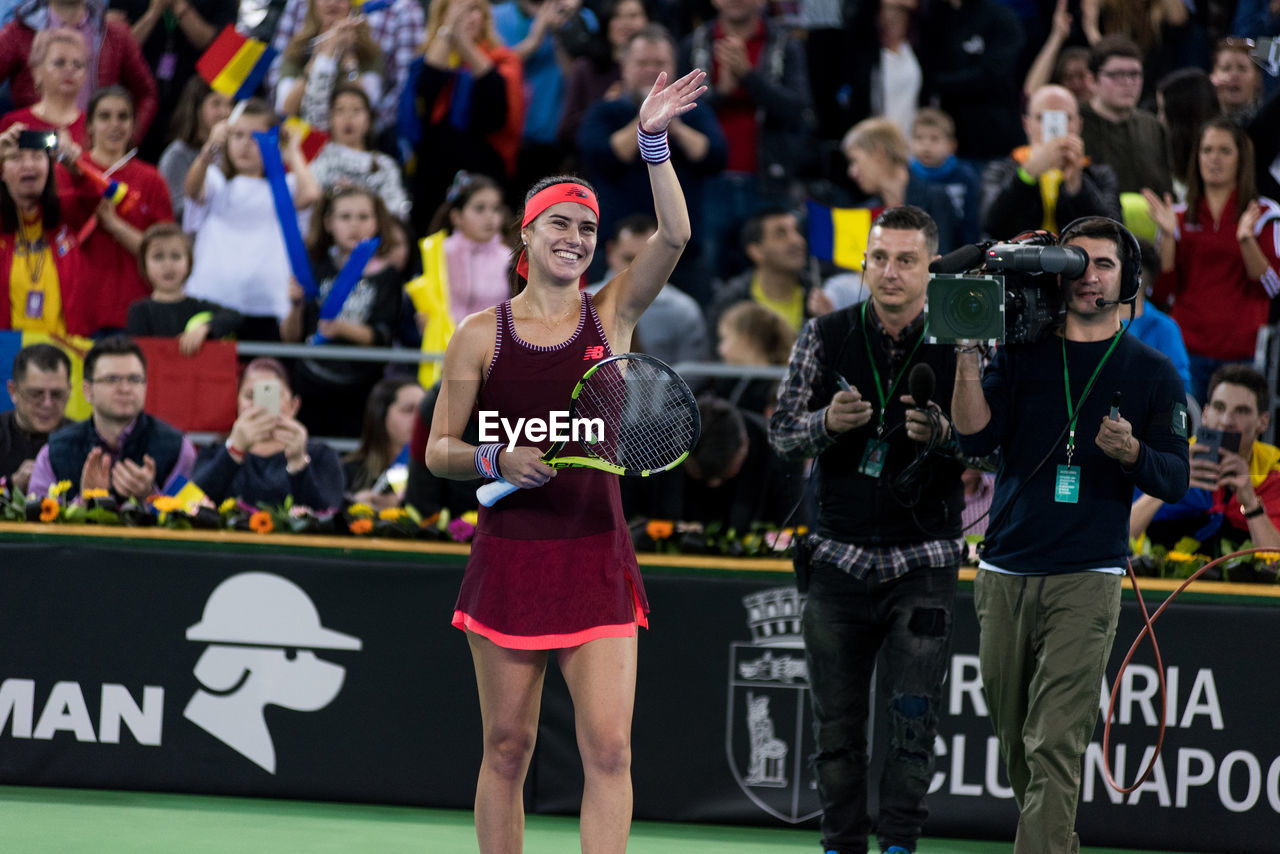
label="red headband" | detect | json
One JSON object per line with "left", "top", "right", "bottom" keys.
{"left": 516, "top": 183, "right": 600, "bottom": 281}
{"left": 521, "top": 182, "right": 599, "bottom": 227}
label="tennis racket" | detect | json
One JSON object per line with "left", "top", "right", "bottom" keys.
{"left": 476, "top": 353, "right": 701, "bottom": 507}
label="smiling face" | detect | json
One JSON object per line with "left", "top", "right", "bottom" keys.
{"left": 523, "top": 200, "right": 598, "bottom": 283}
{"left": 746, "top": 212, "right": 807, "bottom": 276}
{"left": 88, "top": 94, "right": 134, "bottom": 156}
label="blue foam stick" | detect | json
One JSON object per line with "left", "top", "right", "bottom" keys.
{"left": 253, "top": 127, "right": 317, "bottom": 300}
{"left": 312, "top": 236, "right": 380, "bottom": 344}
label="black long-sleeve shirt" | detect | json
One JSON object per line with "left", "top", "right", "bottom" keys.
{"left": 957, "top": 332, "right": 1189, "bottom": 574}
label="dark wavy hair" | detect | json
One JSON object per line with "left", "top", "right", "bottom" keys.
{"left": 343, "top": 377, "right": 421, "bottom": 491}
{"left": 507, "top": 174, "right": 597, "bottom": 295}
{"left": 0, "top": 149, "right": 59, "bottom": 233}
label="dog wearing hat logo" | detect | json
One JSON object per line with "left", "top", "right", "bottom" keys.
{"left": 183, "top": 572, "right": 362, "bottom": 773}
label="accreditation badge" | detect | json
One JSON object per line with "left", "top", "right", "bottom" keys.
{"left": 1054, "top": 464, "right": 1081, "bottom": 503}
{"left": 859, "top": 439, "right": 889, "bottom": 478}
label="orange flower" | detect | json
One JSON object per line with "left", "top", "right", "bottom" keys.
{"left": 248, "top": 511, "right": 274, "bottom": 534}
{"left": 39, "top": 497, "right": 59, "bottom": 522}
{"left": 646, "top": 519, "right": 674, "bottom": 540}
{"left": 349, "top": 517, "right": 373, "bottom": 535}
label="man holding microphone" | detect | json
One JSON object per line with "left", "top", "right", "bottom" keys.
{"left": 769, "top": 205, "right": 964, "bottom": 854}
{"left": 951, "top": 216, "right": 1188, "bottom": 854}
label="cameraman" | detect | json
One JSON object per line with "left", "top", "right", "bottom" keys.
{"left": 769, "top": 205, "right": 963, "bottom": 854}
{"left": 951, "top": 216, "right": 1188, "bottom": 854}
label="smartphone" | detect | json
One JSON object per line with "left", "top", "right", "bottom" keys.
{"left": 253, "top": 378, "right": 282, "bottom": 416}
{"left": 16, "top": 129, "right": 58, "bottom": 151}
{"left": 1195, "top": 426, "right": 1243, "bottom": 463}
{"left": 1042, "top": 109, "right": 1068, "bottom": 143}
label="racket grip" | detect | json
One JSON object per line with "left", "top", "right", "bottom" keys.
{"left": 476, "top": 478, "right": 521, "bottom": 506}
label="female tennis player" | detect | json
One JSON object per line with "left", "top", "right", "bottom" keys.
{"left": 425, "top": 66, "right": 706, "bottom": 853}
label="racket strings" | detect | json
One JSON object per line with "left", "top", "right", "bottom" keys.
{"left": 575, "top": 358, "right": 698, "bottom": 470}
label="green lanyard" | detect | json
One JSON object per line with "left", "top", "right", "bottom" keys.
{"left": 861, "top": 301, "right": 927, "bottom": 437}
{"left": 1061, "top": 329, "right": 1123, "bottom": 465}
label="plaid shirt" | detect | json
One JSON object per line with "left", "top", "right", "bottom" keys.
{"left": 267, "top": 0, "right": 425, "bottom": 132}
{"left": 770, "top": 310, "right": 964, "bottom": 584}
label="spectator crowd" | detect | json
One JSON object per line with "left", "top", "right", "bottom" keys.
{"left": 0, "top": 0, "right": 1278, "bottom": 537}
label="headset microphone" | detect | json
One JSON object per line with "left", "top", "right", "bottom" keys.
{"left": 1095, "top": 297, "right": 1124, "bottom": 307}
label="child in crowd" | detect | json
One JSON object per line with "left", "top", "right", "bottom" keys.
{"left": 343, "top": 376, "right": 426, "bottom": 509}
{"left": 426, "top": 170, "right": 510, "bottom": 326}
{"left": 125, "top": 222, "right": 241, "bottom": 354}
{"left": 284, "top": 185, "right": 402, "bottom": 437}
{"left": 157, "top": 79, "right": 232, "bottom": 227}
{"left": 908, "top": 107, "right": 981, "bottom": 245}
{"left": 76, "top": 86, "right": 174, "bottom": 336}
{"left": 715, "top": 300, "right": 795, "bottom": 417}
{"left": 309, "top": 83, "right": 410, "bottom": 221}
{"left": 182, "top": 98, "right": 321, "bottom": 341}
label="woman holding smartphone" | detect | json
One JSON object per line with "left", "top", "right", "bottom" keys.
{"left": 189, "top": 357, "right": 343, "bottom": 509}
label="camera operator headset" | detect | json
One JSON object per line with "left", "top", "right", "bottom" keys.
{"left": 952, "top": 215, "right": 1194, "bottom": 799}
{"left": 962, "top": 216, "right": 1145, "bottom": 539}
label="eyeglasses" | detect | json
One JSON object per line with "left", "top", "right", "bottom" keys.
{"left": 1099, "top": 69, "right": 1143, "bottom": 81}
{"left": 16, "top": 386, "right": 69, "bottom": 404}
{"left": 90, "top": 374, "right": 146, "bottom": 387}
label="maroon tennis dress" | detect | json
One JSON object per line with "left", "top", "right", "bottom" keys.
{"left": 452, "top": 292, "right": 649, "bottom": 649}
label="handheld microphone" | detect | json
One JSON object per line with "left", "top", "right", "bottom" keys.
{"left": 929, "top": 242, "right": 990, "bottom": 274}
{"left": 909, "top": 362, "right": 935, "bottom": 409}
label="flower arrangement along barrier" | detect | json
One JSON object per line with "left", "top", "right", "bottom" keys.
{"left": 630, "top": 519, "right": 805, "bottom": 558}
{"left": 1129, "top": 534, "right": 1280, "bottom": 584}
{"left": 0, "top": 482, "right": 479, "bottom": 543}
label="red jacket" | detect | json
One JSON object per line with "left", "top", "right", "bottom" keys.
{"left": 1152, "top": 192, "right": 1280, "bottom": 361}
{"left": 0, "top": 9, "right": 158, "bottom": 142}
{"left": 0, "top": 165, "right": 102, "bottom": 336}
{"left": 76, "top": 155, "right": 174, "bottom": 332}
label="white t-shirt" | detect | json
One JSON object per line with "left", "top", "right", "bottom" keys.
{"left": 880, "top": 43, "right": 921, "bottom": 140}
{"left": 184, "top": 166, "right": 297, "bottom": 320}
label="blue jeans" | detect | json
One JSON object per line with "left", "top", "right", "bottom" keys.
{"left": 802, "top": 561, "right": 958, "bottom": 854}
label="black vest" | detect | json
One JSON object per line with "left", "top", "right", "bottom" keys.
{"left": 812, "top": 305, "right": 965, "bottom": 545}
{"left": 46, "top": 413, "right": 185, "bottom": 498}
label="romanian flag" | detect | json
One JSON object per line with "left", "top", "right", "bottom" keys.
{"left": 196, "top": 26, "right": 277, "bottom": 101}
{"left": 353, "top": 0, "right": 392, "bottom": 11}
{"left": 806, "top": 200, "right": 874, "bottom": 271}
{"left": 0, "top": 331, "right": 94, "bottom": 422}
{"left": 404, "top": 230, "right": 454, "bottom": 388}
{"left": 282, "top": 117, "right": 329, "bottom": 163}
{"left": 164, "top": 475, "right": 209, "bottom": 514}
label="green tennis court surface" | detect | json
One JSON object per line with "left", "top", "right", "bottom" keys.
{"left": 0, "top": 785, "right": 1207, "bottom": 853}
